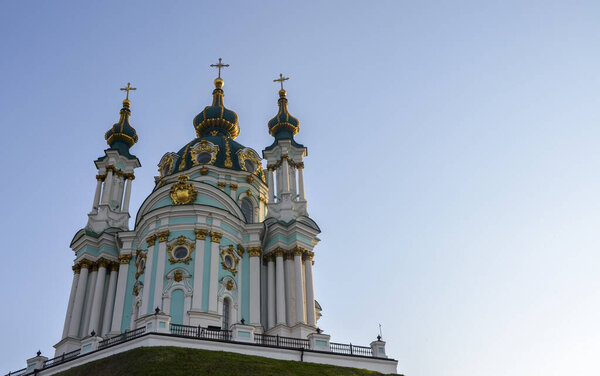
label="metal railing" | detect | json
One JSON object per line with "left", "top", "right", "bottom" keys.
{"left": 5, "top": 368, "right": 26, "bottom": 376}
{"left": 330, "top": 342, "right": 373, "bottom": 357}
{"left": 170, "top": 324, "right": 232, "bottom": 341}
{"left": 254, "top": 333, "right": 309, "bottom": 349}
{"left": 43, "top": 348, "right": 80, "bottom": 367}
{"left": 98, "top": 327, "right": 146, "bottom": 350}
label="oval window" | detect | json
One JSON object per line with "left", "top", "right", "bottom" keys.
{"left": 244, "top": 159, "right": 255, "bottom": 172}
{"left": 196, "top": 152, "right": 212, "bottom": 164}
{"left": 173, "top": 246, "right": 189, "bottom": 259}
{"left": 224, "top": 255, "right": 234, "bottom": 268}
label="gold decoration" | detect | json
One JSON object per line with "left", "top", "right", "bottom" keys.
{"left": 296, "top": 162, "right": 304, "bottom": 169}
{"left": 210, "top": 130, "right": 219, "bottom": 136}
{"left": 72, "top": 264, "right": 81, "bottom": 274}
{"left": 226, "top": 280, "right": 234, "bottom": 291}
{"left": 303, "top": 251, "right": 315, "bottom": 261}
{"left": 135, "top": 250, "right": 146, "bottom": 279}
{"left": 91, "top": 262, "right": 99, "bottom": 272}
{"left": 133, "top": 282, "right": 141, "bottom": 296}
{"left": 224, "top": 137, "right": 233, "bottom": 167}
{"left": 190, "top": 140, "right": 219, "bottom": 166}
{"left": 246, "top": 175, "right": 254, "bottom": 184}
{"left": 179, "top": 143, "right": 191, "bottom": 171}
{"left": 283, "top": 251, "right": 294, "bottom": 260}
{"left": 220, "top": 247, "right": 239, "bottom": 275}
{"left": 273, "top": 248, "right": 285, "bottom": 258}
{"left": 293, "top": 248, "right": 304, "bottom": 257}
{"left": 174, "top": 270, "right": 183, "bottom": 282}
{"left": 194, "top": 228, "right": 209, "bottom": 240}
{"left": 96, "top": 174, "right": 106, "bottom": 181}
{"left": 236, "top": 244, "right": 245, "bottom": 257}
{"left": 157, "top": 230, "right": 170, "bottom": 243}
{"left": 110, "top": 262, "right": 120, "bottom": 272}
{"left": 248, "top": 247, "right": 262, "bottom": 257}
{"left": 119, "top": 254, "right": 132, "bottom": 264}
{"left": 217, "top": 182, "right": 226, "bottom": 189}
{"left": 169, "top": 175, "right": 197, "bottom": 205}
{"left": 246, "top": 189, "right": 252, "bottom": 196}
{"left": 230, "top": 184, "right": 238, "bottom": 190}
{"left": 210, "top": 231, "right": 223, "bottom": 243}
{"left": 146, "top": 235, "right": 157, "bottom": 247}
{"left": 97, "top": 258, "right": 109, "bottom": 268}
{"left": 158, "top": 156, "right": 174, "bottom": 178}
{"left": 167, "top": 236, "right": 195, "bottom": 264}
{"left": 200, "top": 166, "right": 209, "bottom": 175}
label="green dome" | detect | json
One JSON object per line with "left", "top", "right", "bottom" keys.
{"left": 105, "top": 99, "right": 139, "bottom": 151}
{"left": 193, "top": 78, "right": 240, "bottom": 139}
{"left": 268, "top": 89, "right": 299, "bottom": 140}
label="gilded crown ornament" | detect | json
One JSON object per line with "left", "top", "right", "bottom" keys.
{"left": 169, "top": 175, "right": 197, "bottom": 205}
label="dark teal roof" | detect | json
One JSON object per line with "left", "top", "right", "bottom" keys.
{"left": 193, "top": 78, "right": 240, "bottom": 139}
{"left": 105, "top": 99, "right": 139, "bottom": 152}
{"left": 268, "top": 89, "right": 299, "bottom": 140}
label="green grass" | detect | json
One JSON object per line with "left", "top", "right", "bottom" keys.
{"left": 54, "top": 346, "right": 396, "bottom": 376}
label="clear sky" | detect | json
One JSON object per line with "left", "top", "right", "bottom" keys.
{"left": 1, "top": 1, "right": 599, "bottom": 375}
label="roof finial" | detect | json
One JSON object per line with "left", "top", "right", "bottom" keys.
{"left": 120, "top": 82, "right": 137, "bottom": 101}
{"left": 210, "top": 58, "right": 230, "bottom": 79}
{"left": 273, "top": 73, "right": 290, "bottom": 96}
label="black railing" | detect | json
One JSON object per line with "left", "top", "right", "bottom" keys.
{"left": 170, "top": 324, "right": 232, "bottom": 341}
{"left": 43, "top": 348, "right": 80, "bottom": 367}
{"left": 330, "top": 342, "right": 373, "bottom": 357}
{"left": 254, "top": 333, "right": 309, "bottom": 349}
{"left": 98, "top": 327, "right": 146, "bottom": 350}
{"left": 5, "top": 368, "right": 26, "bottom": 376}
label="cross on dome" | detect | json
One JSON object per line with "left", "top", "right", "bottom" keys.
{"left": 210, "top": 58, "right": 230, "bottom": 78}
{"left": 273, "top": 73, "right": 290, "bottom": 91}
{"left": 120, "top": 82, "right": 137, "bottom": 101}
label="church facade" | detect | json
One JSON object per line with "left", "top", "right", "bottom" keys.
{"left": 55, "top": 69, "right": 322, "bottom": 355}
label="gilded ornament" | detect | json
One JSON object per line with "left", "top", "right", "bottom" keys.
{"left": 217, "top": 182, "right": 226, "bottom": 189}
{"left": 133, "top": 284, "right": 140, "bottom": 296}
{"left": 146, "top": 235, "right": 157, "bottom": 247}
{"left": 273, "top": 248, "right": 285, "bottom": 258}
{"left": 91, "top": 263, "right": 99, "bottom": 272}
{"left": 135, "top": 250, "right": 146, "bottom": 279}
{"left": 246, "top": 189, "right": 252, "bottom": 196}
{"left": 178, "top": 144, "right": 190, "bottom": 171}
{"left": 226, "top": 280, "right": 234, "bottom": 291}
{"left": 224, "top": 137, "right": 233, "bottom": 168}
{"left": 194, "top": 228, "right": 209, "bottom": 240}
{"left": 283, "top": 251, "right": 294, "bottom": 261}
{"left": 169, "top": 175, "right": 197, "bottom": 205}
{"left": 210, "top": 130, "right": 219, "bottom": 136}
{"left": 293, "top": 248, "right": 304, "bottom": 257}
{"left": 246, "top": 175, "right": 254, "bottom": 183}
{"left": 200, "top": 166, "right": 209, "bottom": 175}
{"left": 248, "top": 247, "right": 262, "bottom": 257}
{"left": 72, "top": 264, "right": 81, "bottom": 274}
{"left": 190, "top": 140, "right": 219, "bottom": 166}
{"left": 167, "top": 236, "right": 195, "bottom": 264}
{"left": 119, "top": 254, "right": 132, "bottom": 264}
{"left": 97, "top": 258, "right": 109, "bottom": 269}
{"left": 96, "top": 174, "right": 106, "bottom": 181}
{"left": 230, "top": 184, "right": 238, "bottom": 190}
{"left": 210, "top": 231, "right": 223, "bottom": 243}
{"left": 157, "top": 230, "right": 170, "bottom": 243}
{"left": 236, "top": 244, "right": 245, "bottom": 257}
{"left": 174, "top": 270, "right": 183, "bottom": 282}
{"left": 220, "top": 247, "right": 239, "bottom": 275}
{"left": 110, "top": 262, "right": 120, "bottom": 272}
{"left": 158, "top": 156, "right": 174, "bottom": 178}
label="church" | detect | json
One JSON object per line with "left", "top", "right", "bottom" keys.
{"left": 8, "top": 60, "right": 398, "bottom": 375}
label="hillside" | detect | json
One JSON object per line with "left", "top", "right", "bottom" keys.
{"left": 53, "top": 346, "right": 398, "bottom": 376}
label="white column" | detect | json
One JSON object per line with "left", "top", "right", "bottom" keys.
{"left": 81, "top": 265, "right": 98, "bottom": 337}
{"left": 297, "top": 164, "right": 305, "bottom": 201}
{"left": 121, "top": 177, "right": 133, "bottom": 213}
{"left": 275, "top": 250, "right": 286, "bottom": 326}
{"left": 141, "top": 235, "right": 157, "bottom": 316}
{"left": 92, "top": 177, "right": 102, "bottom": 211}
{"left": 110, "top": 255, "right": 132, "bottom": 333}
{"left": 284, "top": 252, "right": 295, "bottom": 326}
{"left": 101, "top": 263, "right": 119, "bottom": 336}
{"left": 294, "top": 249, "right": 306, "bottom": 324}
{"left": 304, "top": 252, "right": 316, "bottom": 327}
{"left": 153, "top": 231, "right": 169, "bottom": 311}
{"left": 267, "top": 168, "right": 275, "bottom": 203}
{"left": 208, "top": 231, "right": 222, "bottom": 314}
{"left": 88, "top": 260, "right": 108, "bottom": 335}
{"left": 248, "top": 248, "right": 261, "bottom": 325}
{"left": 267, "top": 255, "right": 275, "bottom": 329}
{"left": 281, "top": 157, "right": 290, "bottom": 193}
{"left": 290, "top": 166, "right": 297, "bottom": 199}
{"left": 100, "top": 169, "right": 114, "bottom": 205}
{"left": 192, "top": 229, "right": 208, "bottom": 310}
{"left": 61, "top": 265, "right": 81, "bottom": 338}
{"left": 68, "top": 261, "right": 90, "bottom": 337}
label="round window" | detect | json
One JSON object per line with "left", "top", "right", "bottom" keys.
{"left": 224, "top": 255, "right": 234, "bottom": 268}
{"left": 173, "top": 246, "right": 189, "bottom": 259}
{"left": 244, "top": 159, "right": 255, "bottom": 172}
{"left": 196, "top": 152, "right": 212, "bottom": 164}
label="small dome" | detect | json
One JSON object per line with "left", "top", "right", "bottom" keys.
{"left": 193, "top": 78, "right": 240, "bottom": 139}
{"left": 172, "top": 135, "right": 248, "bottom": 173}
{"left": 268, "top": 89, "right": 299, "bottom": 140}
{"left": 105, "top": 99, "right": 139, "bottom": 152}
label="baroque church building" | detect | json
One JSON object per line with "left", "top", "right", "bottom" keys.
{"left": 10, "top": 62, "right": 397, "bottom": 375}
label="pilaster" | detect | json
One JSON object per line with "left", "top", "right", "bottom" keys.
{"left": 110, "top": 254, "right": 131, "bottom": 334}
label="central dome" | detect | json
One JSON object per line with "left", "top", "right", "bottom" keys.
{"left": 193, "top": 78, "right": 240, "bottom": 139}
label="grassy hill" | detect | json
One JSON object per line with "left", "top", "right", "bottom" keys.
{"left": 53, "top": 346, "right": 397, "bottom": 376}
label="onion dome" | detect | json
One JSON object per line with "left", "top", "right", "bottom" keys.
{"left": 105, "top": 99, "right": 139, "bottom": 154}
{"left": 193, "top": 78, "right": 240, "bottom": 139}
{"left": 268, "top": 89, "right": 299, "bottom": 140}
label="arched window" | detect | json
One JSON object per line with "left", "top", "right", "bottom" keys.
{"left": 222, "top": 298, "right": 231, "bottom": 330}
{"left": 241, "top": 198, "right": 253, "bottom": 223}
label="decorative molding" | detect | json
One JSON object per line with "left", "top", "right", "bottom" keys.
{"left": 190, "top": 140, "right": 219, "bottom": 166}
{"left": 97, "top": 258, "right": 110, "bottom": 269}
{"left": 229, "top": 184, "right": 238, "bottom": 190}
{"left": 135, "top": 250, "right": 146, "bottom": 279}
{"left": 72, "top": 264, "right": 81, "bottom": 274}
{"left": 236, "top": 244, "right": 245, "bottom": 257}
{"left": 157, "top": 230, "right": 170, "bottom": 243}
{"left": 200, "top": 166, "right": 209, "bottom": 175}
{"left": 174, "top": 270, "right": 183, "bottom": 282}
{"left": 194, "top": 228, "right": 209, "bottom": 240}
{"left": 246, "top": 175, "right": 254, "bottom": 184}
{"left": 224, "top": 137, "right": 233, "bottom": 168}
{"left": 220, "top": 245, "right": 239, "bottom": 275}
{"left": 273, "top": 248, "right": 285, "bottom": 258}
{"left": 283, "top": 251, "right": 294, "bottom": 261}
{"left": 248, "top": 247, "right": 262, "bottom": 257}
{"left": 217, "top": 182, "right": 226, "bottom": 189}
{"left": 210, "top": 231, "right": 223, "bottom": 243}
{"left": 119, "top": 254, "right": 132, "bottom": 264}
{"left": 167, "top": 236, "right": 195, "bottom": 264}
{"left": 79, "top": 259, "right": 92, "bottom": 269}
{"left": 169, "top": 175, "right": 197, "bottom": 205}
{"left": 146, "top": 235, "right": 157, "bottom": 247}
{"left": 91, "top": 262, "right": 99, "bottom": 272}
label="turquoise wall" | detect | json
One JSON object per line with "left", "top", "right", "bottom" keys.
{"left": 170, "top": 289, "right": 185, "bottom": 325}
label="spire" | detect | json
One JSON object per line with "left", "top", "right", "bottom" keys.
{"left": 268, "top": 74, "right": 299, "bottom": 140}
{"left": 105, "top": 83, "right": 139, "bottom": 155}
{"left": 193, "top": 58, "right": 240, "bottom": 139}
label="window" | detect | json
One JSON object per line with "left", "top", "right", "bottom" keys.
{"left": 173, "top": 246, "right": 189, "bottom": 260}
{"left": 244, "top": 159, "right": 255, "bottom": 172}
{"left": 222, "top": 298, "right": 230, "bottom": 330}
{"left": 224, "top": 255, "right": 234, "bottom": 269}
{"left": 196, "top": 152, "right": 212, "bottom": 164}
{"left": 241, "top": 198, "right": 253, "bottom": 223}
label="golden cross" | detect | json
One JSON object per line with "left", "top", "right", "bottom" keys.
{"left": 210, "top": 58, "right": 230, "bottom": 78}
{"left": 273, "top": 73, "right": 290, "bottom": 91}
{"left": 120, "top": 82, "right": 136, "bottom": 100}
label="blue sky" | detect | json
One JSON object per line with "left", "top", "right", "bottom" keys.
{"left": 1, "top": 1, "right": 599, "bottom": 375}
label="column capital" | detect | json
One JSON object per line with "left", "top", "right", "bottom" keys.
{"left": 296, "top": 162, "right": 304, "bottom": 169}
{"left": 194, "top": 228, "right": 209, "bottom": 240}
{"left": 273, "top": 248, "right": 285, "bottom": 258}
{"left": 91, "top": 262, "right": 99, "bottom": 272}
{"left": 146, "top": 234, "right": 157, "bottom": 247}
{"left": 157, "top": 230, "right": 170, "bottom": 243}
{"left": 303, "top": 250, "right": 315, "bottom": 261}
{"left": 79, "top": 259, "right": 92, "bottom": 269}
{"left": 72, "top": 264, "right": 81, "bottom": 274}
{"left": 209, "top": 231, "right": 223, "bottom": 243}
{"left": 248, "top": 247, "right": 262, "bottom": 257}
{"left": 97, "top": 258, "right": 110, "bottom": 269}
{"left": 110, "top": 261, "right": 120, "bottom": 271}
{"left": 123, "top": 173, "right": 135, "bottom": 180}
{"left": 119, "top": 254, "right": 132, "bottom": 264}
{"left": 293, "top": 246, "right": 306, "bottom": 257}
{"left": 283, "top": 250, "right": 294, "bottom": 260}
{"left": 96, "top": 174, "right": 106, "bottom": 181}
